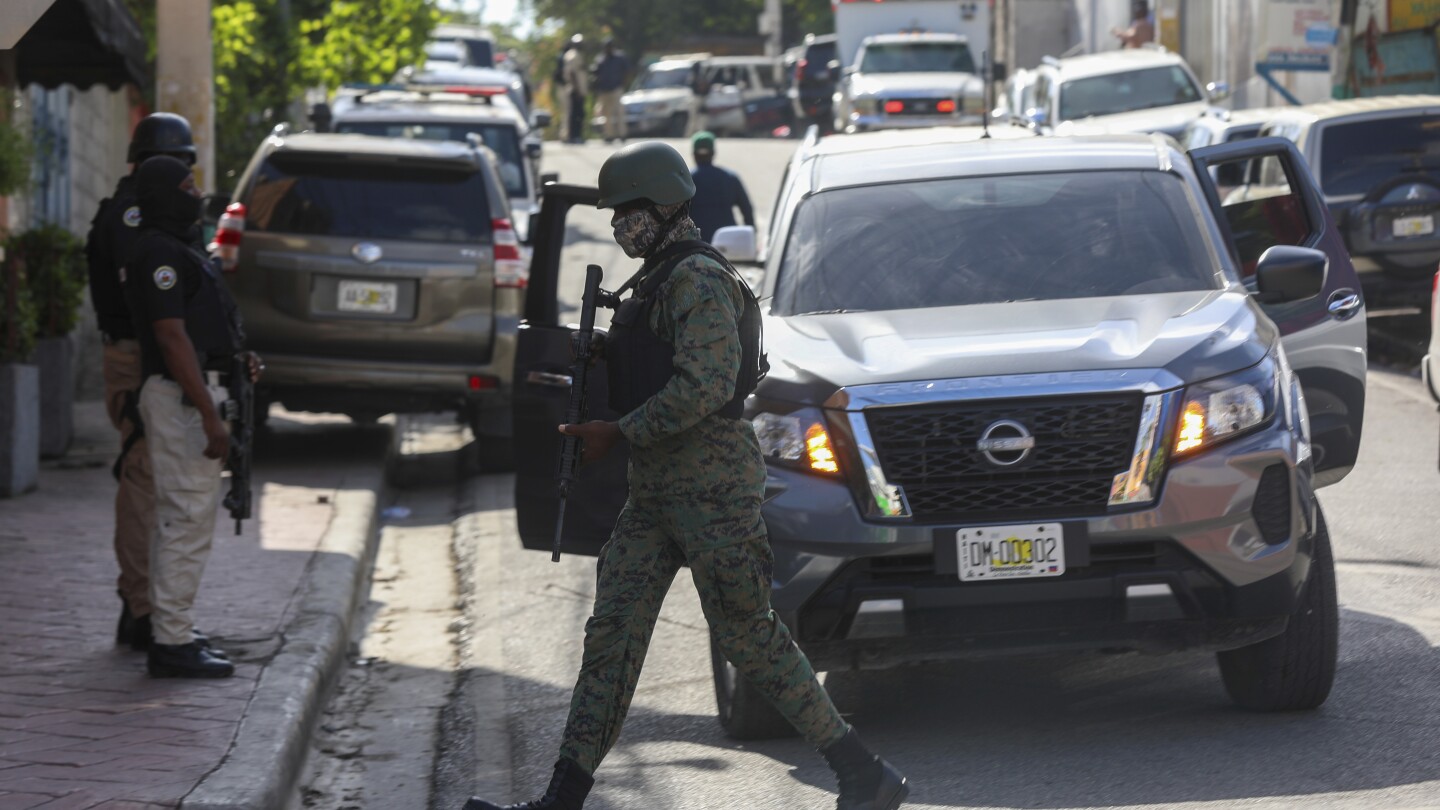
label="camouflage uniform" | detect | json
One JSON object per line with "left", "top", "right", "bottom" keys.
{"left": 557, "top": 219, "right": 848, "bottom": 773}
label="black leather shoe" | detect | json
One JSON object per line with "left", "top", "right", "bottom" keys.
{"left": 823, "top": 727, "right": 909, "bottom": 810}
{"left": 148, "top": 641, "right": 235, "bottom": 679}
{"left": 128, "top": 616, "right": 228, "bottom": 659}
{"left": 116, "top": 595, "right": 135, "bottom": 646}
{"left": 463, "top": 757, "right": 594, "bottom": 809}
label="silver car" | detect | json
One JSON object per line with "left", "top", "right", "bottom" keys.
{"left": 515, "top": 128, "right": 1367, "bottom": 737}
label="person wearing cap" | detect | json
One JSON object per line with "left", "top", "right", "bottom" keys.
{"left": 561, "top": 34, "right": 590, "bottom": 143}
{"left": 462, "top": 142, "right": 908, "bottom": 810}
{"left": 124, "top": 155, "right": 261, "bottom": 679}
{"left": 84, "top": 113, "right": 200, "bottom": 652}
{"left": 589, "top": 39, "right": 629, "bottom": 143}
{"left": 688, "top": 131, "right": 754, "bottom": 242}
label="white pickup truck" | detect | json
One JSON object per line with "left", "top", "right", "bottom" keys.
{"left": 831, "top": 0, "right": 990, "bottom": 133}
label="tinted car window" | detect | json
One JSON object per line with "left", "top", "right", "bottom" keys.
{"left": 246, "top": 155, "right": 491, "bottom": 243}
{"left": 859, "top": 42, "right": 976, "bottom": 74}
{"left": 806, "top": 41, "right": 836, "bottom": 70}
{"left": 776, "top": 171, "right": 1219, "bottom": 315}
{"left": 1059, "top": 66, "right": 1201, "bottom": 120}
{"left": 1319, "top": 114, "right": 1440, "bottom": 197}
{"left": 636, "top": 68, "right": 691, "bottom": 90}
{"left": 335, "top": 121, "right": 526, "bottom": 197}
{"left": 460, "top": 38, "right": 494, "bottom": 67}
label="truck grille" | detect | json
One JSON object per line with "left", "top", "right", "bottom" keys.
{"left": 865, "top": 395, "right": 1142, "bottom": 522}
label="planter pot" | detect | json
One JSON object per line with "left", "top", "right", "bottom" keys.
{"left": 35, "top": 336, "right": 73, "bottom": 458}
{"left": 0, "top": 363, "right": 40, "bottom": 497}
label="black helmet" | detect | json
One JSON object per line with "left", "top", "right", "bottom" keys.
{"left": 128, "top": 113, "right": 196, "bottom": 165}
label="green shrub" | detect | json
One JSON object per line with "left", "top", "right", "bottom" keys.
{"left": 6, "top": 226, "right": 87, "bottom": 338}
{"left": 0, "top": 253, "right": 37, "bottom": 363}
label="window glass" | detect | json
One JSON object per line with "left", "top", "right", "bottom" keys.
{"left": 1319, "top": 114, "right": 1440, "bottom": 197}
{"left": 1207, "top": 154, "right": 1312, "bottom": 276}
{"left": 246, "top": 156, "right": 491, "bottom": 243}
{"left": 1058, "top": 66, "right": 1202, "bottom": 121}
{"left": 635, "top": 68, "right": 691, "bottom": 90}
{"left": 335, "top": 121, "right": 526, "bottom": 197}
{"left": 775, "top": 171, "right": 1219, "bottom": 315}
{"left": 858, "top": 42, "right": 976, "bottom": 74}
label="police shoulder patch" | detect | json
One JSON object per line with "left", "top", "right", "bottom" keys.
{"left": 153, "top": 266, "right": 178, "bottom": 291}
{"left": 123, "top": 206, "right": 141, "bottom": 228}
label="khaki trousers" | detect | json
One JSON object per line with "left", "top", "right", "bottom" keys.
{"left": 139, "top": 376, "right": 226, "bottom": 646}
{"left": 102, "top": 341, "right": 154, "bottom": 617}
{"left": 595, "top": 88, "right": 627, "bottom": 140}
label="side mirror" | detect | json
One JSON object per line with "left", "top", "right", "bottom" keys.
{"left": 712, "top": 225, "right": 758, "bottom": 264}
{"left": 525, "top": 141, "right": 543, "bottom": 160}
{"left": 1206, "top": 81, "right": 1231, "bottom": 102}
{"left": 531, "top": 109, "right": 553, "bottom": 129}
{"left": 1255, "top": 246, "right": 1327, "bottom": 303}
{"left": 540, "top": 171, "right": 559, "bottom": 187}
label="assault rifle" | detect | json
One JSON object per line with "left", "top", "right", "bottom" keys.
{"left": 222, "top": 353, "right": 255, "bottom": 535}
{"left": 553, "top": 264, "right": 609, "bottom": 562}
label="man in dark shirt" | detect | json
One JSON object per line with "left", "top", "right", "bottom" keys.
{"left": 590, "top": 39, "right": 629, "bottom": 143}
{"left": 688, "top": 131, "right": 754, "bottom": 242}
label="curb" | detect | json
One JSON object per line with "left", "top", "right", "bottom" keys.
{"left": 182, "top": 483, "right": 382, "bottom": 810}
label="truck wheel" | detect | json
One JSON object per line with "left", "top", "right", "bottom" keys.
{"left": 710, "top": 633, "right": 799, "bottom": 740}
{"left": 1217, "top": 506, "right": 1338, "bottom": 711}
{"left": 666, "top": 112, "right": 690, "bottom": 138}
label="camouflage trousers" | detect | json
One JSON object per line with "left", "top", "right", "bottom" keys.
{"left": 558, "top": 498, "right": 848, "bottom": 773}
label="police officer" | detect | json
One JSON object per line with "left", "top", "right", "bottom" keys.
{"left": 463, "top": 142, "right": 907, "bottom": 809}
{"left": 125, "top": 155, "right": 259, "bottom": 679}
{"left": 85, "top": 112, "right": 199, "bottom": 651}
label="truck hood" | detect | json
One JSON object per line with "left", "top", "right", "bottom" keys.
{"left": 1054, "top": 101, "right": 1210, "bottom": 139}
{"left": 851, "top": 72, "right": 982, "bottom": 98}
{"left": 757, "top": 290, "right": 1275, "bottom": 406}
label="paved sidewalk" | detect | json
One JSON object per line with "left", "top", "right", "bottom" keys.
{"left": 0, "top": 402, "right": 385, "bottom": 809}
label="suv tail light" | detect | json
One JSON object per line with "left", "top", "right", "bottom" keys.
{"left": 210, "top": 202, "right": 246, "bottom": 272}
{"left": 492, "top": 217, "right": 527, "bottom": 289}
{"left": 795, "top": 58, "right": 808, "bottom": 83}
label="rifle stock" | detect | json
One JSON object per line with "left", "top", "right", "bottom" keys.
{"left": 553, "top": 264, "right": 605, "bottom": 562}
{"left": 222, "top": 354, "right": 254, "bottom": 536}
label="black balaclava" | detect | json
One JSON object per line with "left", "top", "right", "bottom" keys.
{"left": 136, "top": 155, "right": 201, "bottom": 240}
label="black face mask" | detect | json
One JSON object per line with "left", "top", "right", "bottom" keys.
{"left": 136, "top": 155, "right": 201, "bottom": 239}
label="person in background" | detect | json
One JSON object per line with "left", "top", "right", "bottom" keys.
{"left": 688, "top": 131, "right": 754, "bottom": 242}
{"left": 562, "top": 34, "right": 590, "bottom": 144}
{"left": 1112, "top": 1, "right": 1155, "bottom": 49}
{"left": 590, "top": 39, "right": 630, "bottom": 144}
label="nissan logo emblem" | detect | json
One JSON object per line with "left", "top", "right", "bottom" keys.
{"left": 352, "top": 242, "right": 383, "bottom": 264}
{"left": 976, "top": 419, "right": 1036, "bottom": 467}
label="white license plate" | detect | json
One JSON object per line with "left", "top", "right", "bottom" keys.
{"left": 957, "top": 524, "right": 1066, "bottom": 582}
{"left": 1393, "top": 214, "right": 1436, "bottom": 238}
{"left": 337, "top": 280, "right": 398, "bottom": 314}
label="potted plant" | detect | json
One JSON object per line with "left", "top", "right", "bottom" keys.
{"left": 9, "top": 226, "right": 87, "bottom": 457}
{"left": 0, "top": 107, "right": 36, "bottom": 496}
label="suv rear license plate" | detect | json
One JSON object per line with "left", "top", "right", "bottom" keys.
{"left": 957, "top": 524, "right": 1065, "bottom": 582}
{"left": 1393, "top": 214, "right": 1435, "bottom": 238}
{"left": 337, "top": 280, "right": 398, "bottom": 314}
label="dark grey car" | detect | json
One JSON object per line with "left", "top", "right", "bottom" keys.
{"left": 514, "top": 132, "right": 1366, "bottom": 738}
{"left": 227, "top": 131, "right": 525, "bottom": 462}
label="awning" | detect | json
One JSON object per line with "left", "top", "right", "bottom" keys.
{"left": 14, "top": 0, "right": 146, "bottom": 90}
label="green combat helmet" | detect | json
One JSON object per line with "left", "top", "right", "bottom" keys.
{"left": 596, "top": 141, "right": 696, "bottom": 209}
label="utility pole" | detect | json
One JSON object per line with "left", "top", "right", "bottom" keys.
{"left": 760, "top": 0, "right": 782, "bottom": 57}
{"left": 156, "top": 0, "right": 216, "bottom": 192}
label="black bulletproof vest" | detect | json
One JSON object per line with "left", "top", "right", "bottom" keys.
{"left": 606, "top": 240, "right": 767, "bottom": 419}
{"left": 129, "top": 231, "right": 246, "bottom": 379}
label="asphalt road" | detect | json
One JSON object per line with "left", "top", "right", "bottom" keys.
{"left": 475, "top": 137, "right": 1440, "bottom": 809}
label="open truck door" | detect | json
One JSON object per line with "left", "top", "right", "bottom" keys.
{"left": 1190, "top": 137, "right": 1367, "bottom": 486}
{"left": 512, "top": 184, "right": 628, "bottom": 557}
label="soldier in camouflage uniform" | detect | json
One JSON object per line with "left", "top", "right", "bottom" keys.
{"left": 464, "top": 142, "right": 908, "bottom": 810}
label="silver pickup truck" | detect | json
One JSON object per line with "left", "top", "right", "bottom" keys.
{"left": 832, "top": 33, "right": 984, "bottom": 133}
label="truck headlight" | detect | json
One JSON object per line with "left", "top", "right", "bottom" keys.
{"left": 752, "top": 408, "right": 840, "bottom": 475}
{"left": 1174, "top": 356, "right": 1278, "bottom": 456}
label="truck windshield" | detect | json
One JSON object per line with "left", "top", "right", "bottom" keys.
{"left": 335, "top": 121, "right": 526, "bottom": 197}
{"left": 246, "top": 156, "right": 492, "bottom": 243}
{"left": 775, "top": 170, "right": 1219, "bottom": 315}
{"left": 859, "top": 42, "right": 975, "bottom": 74}
{"left": 1319, "top": 114, "right": 1440, "bottom": 198}
{"left": 636, "top": 68, "right": 691, "bottom": 90}
{"left": 1058, "top": 66, "right": 1202, "bottom": 120}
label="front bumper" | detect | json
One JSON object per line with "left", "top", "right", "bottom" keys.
{"left": 763, "top": 419, "right": 1317, "bottom": 672}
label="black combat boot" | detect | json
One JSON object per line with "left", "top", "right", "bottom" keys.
{"left": 128, "top": 615, "right": 228, "bottom": 659}
{"left": 116, "top": 594, "right": 135, "bottom": 646}
{"left": 463, "top": 757, "right": 594, "bottom": 810}
{"left": 822, "top": 727, "right": 909, "bottom": 810}
{"left": 147, "top": 641, "right": 235, "bottom": 679}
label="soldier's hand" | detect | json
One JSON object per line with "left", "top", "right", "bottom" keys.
{"left": 243, "top": 351, "right": 264, "bottom": 383}
{"left": 203, "top": 413, "right": 231, "bottom": 460}
{"left": 557, "top": 420, "right": 621, "bottom": 464}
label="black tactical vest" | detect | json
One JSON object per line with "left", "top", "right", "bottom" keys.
{"left": 606, "top": 240, "right": 767, "bottom": 419}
